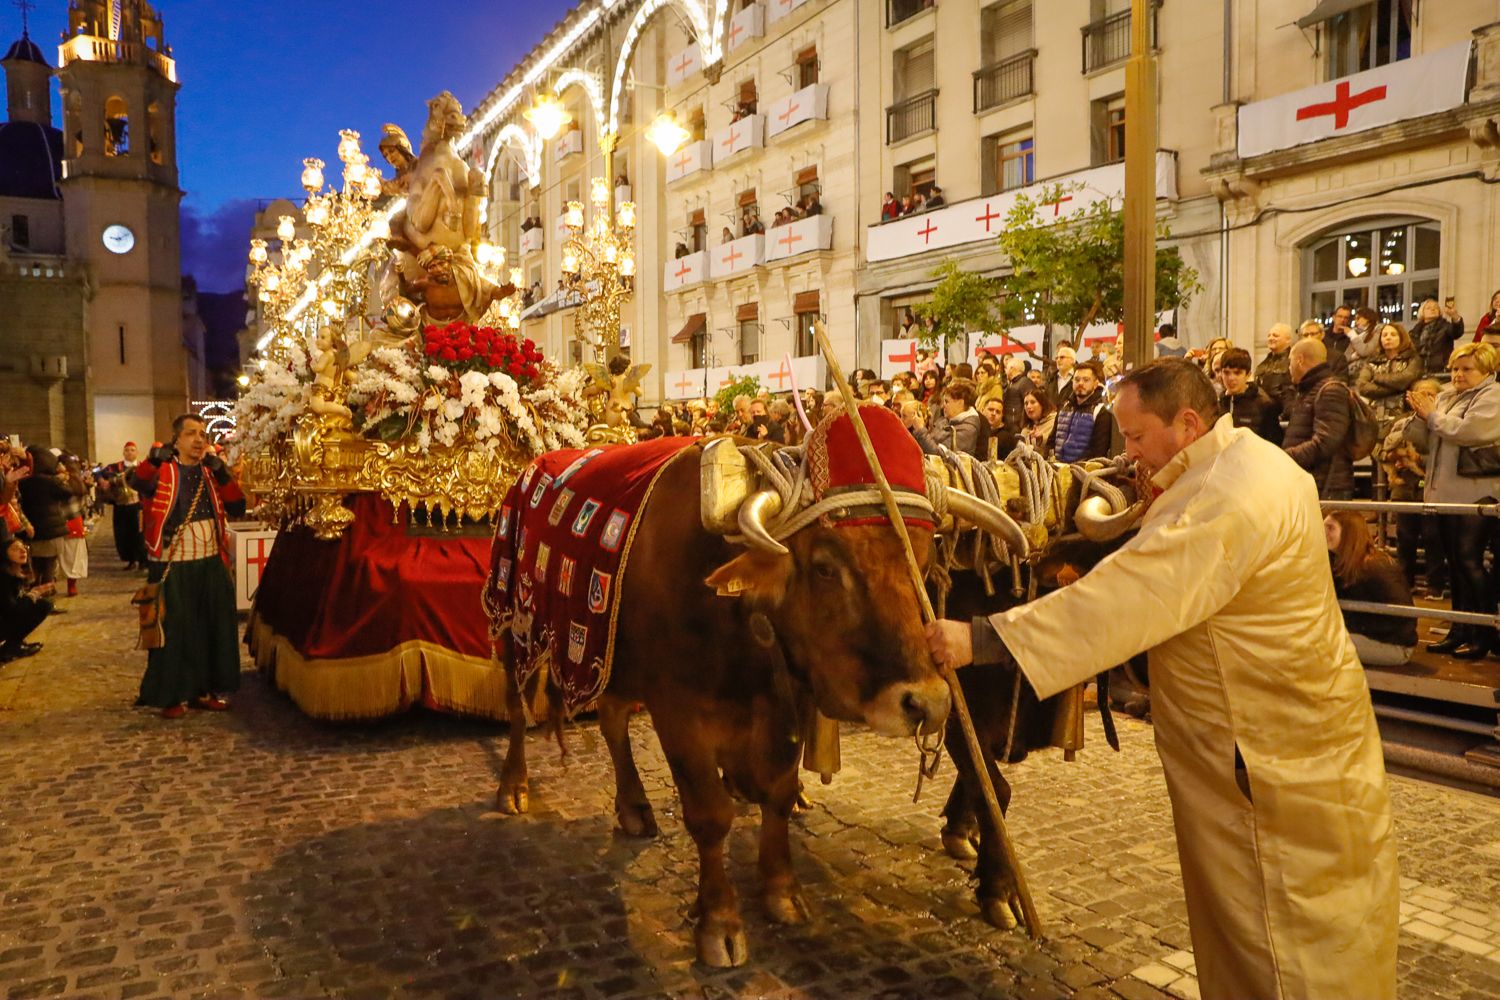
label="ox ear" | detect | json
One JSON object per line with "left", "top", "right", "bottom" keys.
{"left": 705, "top": 549, "right": 792, "bottom": 604}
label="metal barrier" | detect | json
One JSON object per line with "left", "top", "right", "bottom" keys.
{"left": 1321, "top": 496, "right": 1500, "bottom": 746}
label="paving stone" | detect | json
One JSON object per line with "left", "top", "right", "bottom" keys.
{"left": 0, "top": 529, "right": 1496, "bottom": 999}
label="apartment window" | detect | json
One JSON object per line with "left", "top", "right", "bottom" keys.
{"left": 1091, "top": 95, "right": 1125, "bottom": 165}
{"left": 889, "top": 39, "right": 938, "bottom": 144}
{"left": 737, "top": 79, "right": 758, "bottom": 117}
{"left": 796, "top": 166, "right": 820, "bottom": 206}
{"left": 1305, "top": 218, "right": 1440, "bottom": 327}
{"left": 10, "top": 214, "right": 29, "bottom": 249}
{"left": 691, "top": 330, "right": 708, "bottom": 369}
{"left": 797, "top": 46, "right": 819, "bottom": 88}
{"left": 896, "top": 158, "right": 937, "bottom": 200}
{"left": 737, "top": 302, "right": 760, "bottom": 365}
{"left": 888, "top": 0, "right": 935, "bottom": 28}
{"left": 794, "top": 290, "right": 821, "bottom": 356}
{"left": 565, "top": 178, "right": 582, "bottom": 203}
{"left": 1083, "top": 0, "right": 1155, "bottom": 74}
{"left": 689, "top": 107, "right": 706, "bottom": 141}
{"left": 738, "top": 189, "right": 760, "bottom": 237}
{"left": 983, "top": 128, "right": 1034, "bottom": 195}
{"left": 1324, "top": 0, "right": 1413, "bottom": 81}
{"left": 689, "top": 209, "right": 707, "bottom": 253}
{"left": 118, "top": 324, "right": 127, "bottom": 365}
{"left": 975, "top": 1, "right": 1035, "bottom": 111}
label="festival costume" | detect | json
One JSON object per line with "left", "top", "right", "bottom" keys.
{"left": 102, "top": 460, "right": 147, "bottom": 566}
{"left": 132, "top": 459, "right": 240, "bottom": 708}
{"left": 988, "top": 416, "right": 1398, "bottom": 1000}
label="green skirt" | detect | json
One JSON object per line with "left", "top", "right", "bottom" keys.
{"left": 136, "top": 556, "right": 241, "bottom": 708}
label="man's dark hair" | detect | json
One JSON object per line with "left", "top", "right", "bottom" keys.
{"left": 1219, "top": 347, "right": 1253, "bottom": 373}
{"left": 170, "top": 413, "right": 204, "bottom": 439}
{"left": 1076, "top": 359, "right": 1105, "bottom": 381}
{"left": 952, "top": 362, "right": 974, "bottom": 380}
{"left": 1118, "top": 358, "right": 1219, "bottom": 425}
{"left": 942, "top": 377, "right": 978, "bottom": 408}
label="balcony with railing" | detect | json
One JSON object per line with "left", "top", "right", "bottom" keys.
{"left": 766, "top": 83, "right": 830, "bottom": 139}
{"left": 974, "top": 49, "right": 1036, "bottom": 113}
{"left": 520, "top": 226, "right": 544, "bottom": 256}
{"left": 765, "top": 213, "right": 833, "bottom": 263}
{"left": 666, "top": 139, "right": 713, "bottom": 184}
{"left": 667, "top": 42, "right": 703, "bottom": 87}
{"left": 59, "top": 35, "right": 177, "bottom": 82}
{"left": 664, "top": 251, "right": 708, "bottom": 292}
{"left": 768, "top": 0, "right": 812, "bottom": 25}
{"left": 1082, "top": 4, "right": 1156, "bottom": 74}
{"left": 886, "top": 89, "right": 938, "bottom": 144}
{"left": 709, "top": 234, "right": 765, "bottom": 279}
{"left": 714, "top": 114, "right": 766, "bottom": 161}
{"left": 887, "top": 0, "right": 934, "bottom": 29}
{"left": 728, "top": 2, "right": 765, "bottom": 51}
{"left": 553, "top": 128, "right": 584, "bottom": 163}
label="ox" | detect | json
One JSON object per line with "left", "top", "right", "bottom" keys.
{"left": 487, "top": 411, "right": 1027, "bottom": 967}
{"left": 924, "top": 460, "right": 1147, "bottom": 929}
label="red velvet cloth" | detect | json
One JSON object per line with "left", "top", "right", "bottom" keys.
{"left": 253, "top": 493, "right": 492, "bottom": 660}
{"left": 485, "top": 437, "right": 698, "bottom": 716}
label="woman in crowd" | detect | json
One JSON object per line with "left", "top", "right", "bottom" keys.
{"left": 55, "top": 455, "right": 89, "bottom": 598}
{"left": 1355, "top": 321, "right": 1423, "bottom": 431}
{"left": 17, "top": 447, "right": 81, "bottom": 588}
{"left": 918, "top": 368, "right": 942, "bottom": 408}
{"left": 1412, "top": 298, "right": 1464, "bottom": 376}
{"left": 1380, "top": 379, "right": 1449, "bottom": 599}
{"left": 1324, "top": 510, "right": 1417, "bottom": 667}
{"left": 1346, "top": 307, "right": 1383, "bottom": 384}
{"left": 1406, "top": 342, "right": 1500, "bottom": 658}
{"left": 1202, "top": 337, "right": 1230, "bottom": 377}
{"left": 1019, "top": 386, "right": 1056, "bottom": 458}
{"left": 0, "top": 528, "right": 52, "bottom": 662}
{"left": 1471, "top": 289, "right": 1500, "bottom": 345}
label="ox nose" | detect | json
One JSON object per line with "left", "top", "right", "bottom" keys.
{"left": 900, "top": 682, "right": 952, "bottom": 736}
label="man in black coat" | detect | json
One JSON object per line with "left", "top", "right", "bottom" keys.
{"left": 1255, "top": 323, "right": 1295, "bottom": 416}
{"left": 17, "top": 447, "right": 83, "bottom": 586}
{"left": 1283, "top": 340, "right": 1355, "bottom": 500}
{"left": 1217, "top": 348, "right": 1283, "bottom": 445}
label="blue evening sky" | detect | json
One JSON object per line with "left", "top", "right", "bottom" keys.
{"left": 4, "top": 1, "right": 577, "bottom": 290}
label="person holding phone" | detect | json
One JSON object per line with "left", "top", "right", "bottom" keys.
{"left": 130, "top": 415, "right": 242, "bottom": 718}
{"left": 0, "top": 527, "right": 52, "bottom": 662}
{"left": 1412, "top": 298, "right": 1465, "bottom": 375}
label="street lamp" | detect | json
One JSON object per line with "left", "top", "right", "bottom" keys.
{"left": 523, "top": 93, "right": 572, "bottom": 141}
{"left": 646, "top": 110, "right": 690, "bottom": 157}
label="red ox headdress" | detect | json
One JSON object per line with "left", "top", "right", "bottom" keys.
{"left": 804, "top": 402, "right": 933, "bottom": 530}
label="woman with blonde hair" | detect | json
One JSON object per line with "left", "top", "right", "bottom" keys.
{"left": 1406, "top": 341, "right": 1500, "bottom": 657}
{"left": 1323, "top": 510, "right": 1417, "bottom": 667}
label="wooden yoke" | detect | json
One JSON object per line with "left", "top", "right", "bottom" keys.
{"left": 812, "top": 321, "right": 1043, "bottom": 939}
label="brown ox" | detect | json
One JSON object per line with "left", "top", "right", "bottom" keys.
{"left": 491, "top": 440, "right": 1023, "bottom": 967}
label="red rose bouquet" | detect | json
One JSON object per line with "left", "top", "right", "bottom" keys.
{"left": 421, "top": 321, "right": 544, "bottom": 385}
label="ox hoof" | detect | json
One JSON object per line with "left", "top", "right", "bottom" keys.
{"left": 793, "top": 789, "right": 814, "bottom": 813}
{"left": 941, "top": 828, "right": 980, "bottom": 861}
{"left": 496, "top": 783, "right": 530, "bottom": 815}
{"left": 765, "top": 889, "right": 811, "bottom": 926}
{"left": 980, "top": 894, "right": 1023, "bottom": 931}
{"left": 615, "top": 801, "right": 658, "bottom": 838}
{"left": 695, "top": 915, "right": 749, "bottom": 968}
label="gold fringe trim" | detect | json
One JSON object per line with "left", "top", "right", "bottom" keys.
{"left": 247, "top": 613, "right": 511, "bottom": 721}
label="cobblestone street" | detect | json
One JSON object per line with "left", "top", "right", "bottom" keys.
{"left": 3, "top": 532, "right": 1500, "bottom": 1000}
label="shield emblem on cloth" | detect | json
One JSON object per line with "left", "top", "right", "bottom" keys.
{"left": 530, "top": 473, "right": 553, "bottom": 508}
{"left": 493, "top": 557, "right": 512, "bottom": 590}
{"left": 600, "top": 509, "right": 629, "bottom": 552}
{"left": 588, "top": 569, "right": 611, "bottom": 614}
{"left": 517, "top": 573, "right": 533, "bottom": 609}
{"left": 555, "top": 448, "right": 604, "bottom": 489}
{"left": 512, "top": 608, "right": 533, "bottom": 648}
{"left": 520, "top": 464, "right": 537, "bottom": 495}
{"left": 535, "top": 542, "right": 550, "bottom": 584}
{"left": 558, "top": 556, "right": 576, "bottom": 596}
{"left": 568, "top": 621, "right": 588, "bottom": 664}
{"left": 549, "top": 488, "right": 574, "bottom": 527}
{"left": 572, "top": 499, "right": 601, "bottom": 537}
{"left": 497, "top": 505, "right": 513, "bottom": 539}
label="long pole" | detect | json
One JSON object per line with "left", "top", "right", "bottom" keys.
{"left": 1122, "top": 0, "right": 1158, "bottom": 371}
{"left": 813, "top": 321, "right": 1043, "bottom": 939}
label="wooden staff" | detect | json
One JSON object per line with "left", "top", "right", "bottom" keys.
{"left": 813, "top": 322, "right": 1042, "bottom": 939}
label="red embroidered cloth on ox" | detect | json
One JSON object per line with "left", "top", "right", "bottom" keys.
{"left": 484, "top": 436, "right": 699, "bottom": 717}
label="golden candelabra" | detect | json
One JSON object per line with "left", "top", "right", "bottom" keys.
{"left": 559, "top": 172, "right": 636, "bottom": 367}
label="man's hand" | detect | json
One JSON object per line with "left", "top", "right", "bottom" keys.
{"left": 925, "top": 619, "right": 974, "bottom": 669}
{"left": 147, "top": 444, "right": 174, "bottom": 466}
{"left": 202, "top": 453, "right": 230, "bottom": 483}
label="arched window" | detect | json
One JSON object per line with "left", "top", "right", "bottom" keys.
{"left": 104, "top": 95, "right": 129, "bottom": 156}
{"left": 1303, "top": 218, "right": 1440, "bottom": 326}
{"left": 147, "top": 101, "right": 163, "bottom": 164}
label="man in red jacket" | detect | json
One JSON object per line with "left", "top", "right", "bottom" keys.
{"left": 129, "top": 414, "right": 241, "bottom": 719}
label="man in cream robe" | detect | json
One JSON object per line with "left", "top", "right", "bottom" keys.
{"left": 928, "top": 359, "right": 1398, "bottom": 1000}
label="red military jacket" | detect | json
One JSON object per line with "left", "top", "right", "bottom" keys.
{"left": 134, "top": 460, "right": 234, "bottom": 569}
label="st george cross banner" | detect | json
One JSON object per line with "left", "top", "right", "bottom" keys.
{"left": 1237, "top": 42, "right": 1470, "bottom": 159}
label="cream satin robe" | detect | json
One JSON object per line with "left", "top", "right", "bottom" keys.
{"left": 991, "top": 415, "right": 1398, "bottom": 1000}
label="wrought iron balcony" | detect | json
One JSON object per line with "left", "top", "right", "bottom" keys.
{"left": 1081, "top": 4, "right": 1157, "bottom": 74}
{"left": 886, "top": 88, "right": 938, "bottom": 144}
{"left": 973, "top": 49, "right": 1036, "bottom": 113}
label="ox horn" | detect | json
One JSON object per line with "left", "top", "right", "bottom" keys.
{"left": 1075, "top": 495, "right": 1148, "bottom": 542}
{"left": 946, "top": 489, "right": 1030, "bottom": 559}
{"left": 738, "top": 489, "right": 789, "bottom": 555}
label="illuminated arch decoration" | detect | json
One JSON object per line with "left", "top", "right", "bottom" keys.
{"left": 608, "top": 0, "right": 719, "bottom": 135}
{"left": 553, "top": 68, "right": 606, "bottom": 137}
{"left": 194, "top": 400, "right": 236, "bottom": 443}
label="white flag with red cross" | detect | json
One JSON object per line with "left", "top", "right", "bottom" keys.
{"left": 1237, "top": 42, "right": 1470, "bottom": 159}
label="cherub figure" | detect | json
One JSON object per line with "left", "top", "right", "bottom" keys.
{"left": 583, "top": 360, "right": 652, "bottom": 427}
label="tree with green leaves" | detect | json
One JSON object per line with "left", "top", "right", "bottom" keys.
{"left": 911, "top": 183, "right": 1200, "bottom": 362}
{"left": 995, "top": 182, "right": 1200, "bottom": 348}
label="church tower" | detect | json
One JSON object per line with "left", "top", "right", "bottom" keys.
{"left": 56, "top": 0, "right": 185, "bottom": 450}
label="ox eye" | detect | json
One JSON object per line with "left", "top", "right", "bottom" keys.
{"left": 810, "top": 554, "right": 841, "bottom": 583}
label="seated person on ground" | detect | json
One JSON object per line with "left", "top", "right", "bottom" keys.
{"left": 1324, "top": 510, "right": 1417, "bottom": 668}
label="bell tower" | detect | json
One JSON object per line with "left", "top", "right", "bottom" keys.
{"left": 56, "top": 0, "right": 185, "bottom": 451}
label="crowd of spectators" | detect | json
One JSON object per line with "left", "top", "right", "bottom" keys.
{"left": 880, "top": 185, "right": 946, "bottom": 221}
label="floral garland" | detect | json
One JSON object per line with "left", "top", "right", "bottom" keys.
{"left": 235, "top": 324, "right": 589, "bottom": 460}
